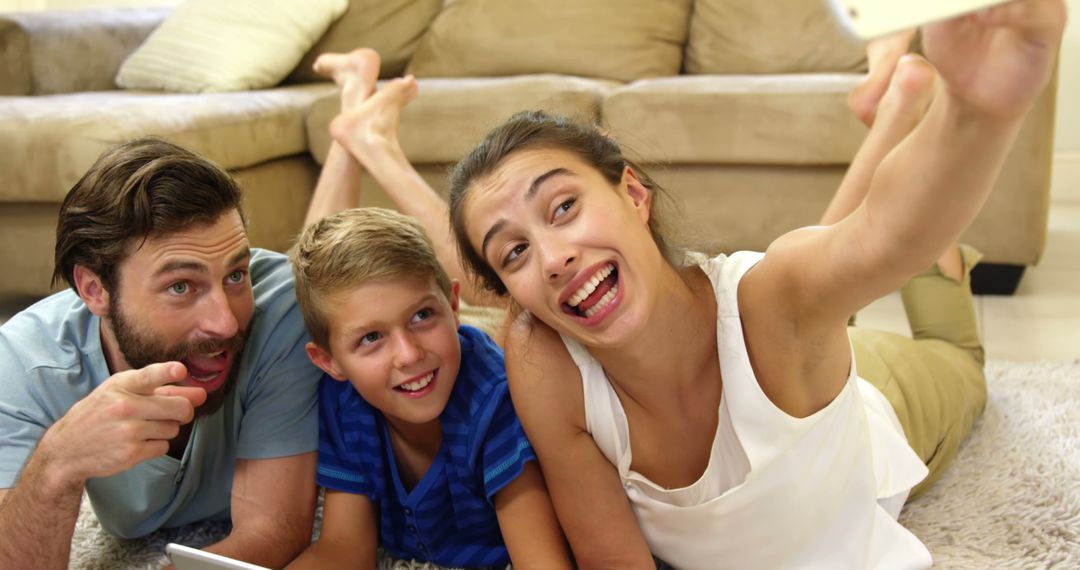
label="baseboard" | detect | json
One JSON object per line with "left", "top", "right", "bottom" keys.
{"left": 1051, "top": 152, "right": 1080, "bottom": 202}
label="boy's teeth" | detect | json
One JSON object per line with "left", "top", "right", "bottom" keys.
{"left": 583, "top": 284, "right": 619, "bottom": 318}
{"left": 568, "top": 263, "right": 616, "bottom": 307}
{"left": 399, "top": 372, "right": 434, "bottom": 392}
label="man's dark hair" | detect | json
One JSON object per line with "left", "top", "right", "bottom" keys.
{"left": 53, "top": 137, "right": 246, "bottom": 292}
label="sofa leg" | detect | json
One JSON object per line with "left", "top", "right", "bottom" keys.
{"left": 970, "top": 263, "right": 1026, "bottom": 296}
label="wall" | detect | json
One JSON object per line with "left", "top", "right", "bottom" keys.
{"left": 0, "top": 0, "right": 178, "bottom": 11}
{"left": 1054, "top": 0, "right": 1080, "bottom": 200}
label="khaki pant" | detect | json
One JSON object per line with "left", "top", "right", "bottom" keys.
{"left": 851, "top": 245, "right": 987, "bottom": 499}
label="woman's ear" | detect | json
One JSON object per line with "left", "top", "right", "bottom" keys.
{"left": 623, "top": 166, "right": 653, "bottom": 224}
{"left": 73, "top": 264, "right": 110, "bottom": 317}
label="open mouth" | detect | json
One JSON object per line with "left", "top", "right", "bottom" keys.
{"left": 394, "top": 370, "right": 437, "bottom": 396}
{"left": 563, "top": 262, "right": 619, "bottom": 318}
{"left": 181, "top": 350, "right": 229, "bottom": 387}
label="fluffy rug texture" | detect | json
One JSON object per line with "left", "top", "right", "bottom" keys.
{"left": 68, "top": 360, "right": 1080, "bottom": 569}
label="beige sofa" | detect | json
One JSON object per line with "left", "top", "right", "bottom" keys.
{"left": 0, "top": 0, "right": 1057, "bottom": 298}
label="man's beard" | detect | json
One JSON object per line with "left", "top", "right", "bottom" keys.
{"left": 110, "top": 303, "right": 246, "bottom": 418}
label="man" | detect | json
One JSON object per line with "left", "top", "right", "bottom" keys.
{"left": 0, "top": 139, "right": 320, "bottom": 568}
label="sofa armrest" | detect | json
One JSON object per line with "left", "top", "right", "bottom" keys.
{"left": 0, "top": 7, "right": 167, "bottom": 96}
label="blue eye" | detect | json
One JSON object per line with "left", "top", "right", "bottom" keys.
{"left": 227, "top": 269, "right": 247, "bottom": 284}
{"left": 412, "top": 308, "right": 434, "bottom": 323}
{"left": 359, "top": 331, "right": 382, "bottom": 346}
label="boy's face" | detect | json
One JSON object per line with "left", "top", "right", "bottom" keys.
{"left": 308, "top": 276, "right": 462, "bottom": 429}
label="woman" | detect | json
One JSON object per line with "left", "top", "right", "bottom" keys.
{"left": 443, "top": 2, "right": 1065, "bottom": 567}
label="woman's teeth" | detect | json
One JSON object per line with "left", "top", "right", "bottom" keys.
{"left": 398, "top": 372, "right": 434, "bottom": 392}
{"left": 583, "top": 284, "right": 619, "bottom": 318}
{"left": 567, "top": 263, "right": 616, "bottom": 307}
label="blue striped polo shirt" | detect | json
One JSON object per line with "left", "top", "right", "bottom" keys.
{"left": 317, "top": 325, "right": 536, "bottom": 568}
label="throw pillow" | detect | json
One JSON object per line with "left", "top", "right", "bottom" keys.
{"left": 685, "top": 0, "right": 867, "bottom": 74}
{"left": 286, "top": 0, "right": 442, "bottom": 83}
{"left": 116, "top": 0, "right": 348, "bottom": 93}
{"left": 405, "top": 0, "right": 693, "bottom": 83}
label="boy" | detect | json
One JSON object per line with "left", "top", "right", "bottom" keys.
{"left": 287, "top": 207, "right": 571, "bottom": 569}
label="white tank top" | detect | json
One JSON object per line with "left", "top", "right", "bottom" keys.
{"left": 559, "top": 252, "right": 932, "bottom": 569}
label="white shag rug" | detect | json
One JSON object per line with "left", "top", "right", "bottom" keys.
{"left": 69, "top": 360, "right": 1080, "bottom": 569}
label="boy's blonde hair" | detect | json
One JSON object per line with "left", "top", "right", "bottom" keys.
{"left": 290, "top": 207, "right": 453, "bottom": 349}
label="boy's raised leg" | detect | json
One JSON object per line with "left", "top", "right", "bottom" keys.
{"left": 303, "top": 49, "right": 383, "bottom": 228}
{"left": 306, "top": 49, "right": 496, "bottom": 307}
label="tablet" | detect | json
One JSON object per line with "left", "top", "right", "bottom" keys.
{"left": 165, "top": 543, "right": 270, "bottom": 570}
{"left": 827, "top": 0, "right": 1014, "bottom": 39}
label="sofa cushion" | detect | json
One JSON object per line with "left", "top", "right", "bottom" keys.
{"left": 685, "top": 0, "right": 866, "bottom": 74}
{"left": 307, "top": 75, "right": 619, "bottom": 165}
{"left": 602, "top": 75, "right": 867, "bottom": 165}
{"left": 405, "top": 0, "right": 692, "bottom": 83}
{"left": 286, "top": 0, "right": 441, "bottom": 84}
{"left": 0, "top": 84, "right": 335, "bottom": 203}
{"left": 116, "top": 0, "right": 347, "bottom": 93}
{"left": 0, "top": 8, "right": 166, "bottom": 97}
{"left": 0, "top": 17, "right": 30, "bottom": 96}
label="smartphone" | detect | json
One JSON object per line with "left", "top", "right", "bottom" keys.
{"left": 165, "top": 543, "right": 270, "bottom": 570}
{"left": 827, "top": 0, "right": 1015, "bottom": 39}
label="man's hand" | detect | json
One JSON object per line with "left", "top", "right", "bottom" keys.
{"left": 1, "top": 362, "right": 205, "bottom": 570}
{"left": 36, "top": 361, "right": 206, "bottom": 488}
{"left": 924, "top": 0, "right": 1066, "bottom": 121}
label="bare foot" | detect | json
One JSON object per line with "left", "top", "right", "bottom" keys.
{"left": 866, "top": 54, "right": 937, "bottom": 143}
{"left": 848, "top": 29, "right": 918, "bottom": 126}
{"left": 314, "top": 48, "right": 381, "bottom": 113}
{"left": 329, "top": 75, "right": 419, "bottom": 168}
{"left": 821, "top": 54, "right": 937, "bottom": 225}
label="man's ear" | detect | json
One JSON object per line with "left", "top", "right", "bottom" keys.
{"left": 305, "top": 341, "right": 347, "bottom": 382}
{"left": 623, "top": 166, "right": 653, "bottom": 225}
{"left": 448, "top": 280, "right": 462, "bottom": 326}
{"left": 73, "top": 264, "right": 110, "bottom": 316}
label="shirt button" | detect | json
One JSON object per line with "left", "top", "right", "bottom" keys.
{"left": 404, "top": 507, "right": 413, "bottom": 516}
{"left": 408, "top": 525, "right": 417, "bottom": 534}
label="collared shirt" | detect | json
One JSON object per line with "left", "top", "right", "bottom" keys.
{"left": 0, "top": 249, "right": 321, "bottom": 538}
{"left": 317, "top": 325, "right": 535, "bottom": 568}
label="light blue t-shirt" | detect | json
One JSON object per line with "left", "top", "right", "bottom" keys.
{"left": 0, "top": 249, "right": 320, "bottom": 538}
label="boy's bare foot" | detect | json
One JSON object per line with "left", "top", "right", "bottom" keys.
{"left": 314, "top": 48, "right": 382, "bottom": 113}
{"left": 848, "top": 29, "right": 918, "bottom": 126}
{"left": 329, "top": 75, "right": 419, "bottom": 168}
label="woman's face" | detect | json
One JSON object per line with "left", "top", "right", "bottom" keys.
{"left": 463, "top": 147, "right": 666, "bottom": 347}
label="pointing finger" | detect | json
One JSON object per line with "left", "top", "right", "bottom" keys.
{"left": 154, "top": 385, "right": 209, "bottom": 409}
{"left": 115, "top": 361, "right": 188, "bottom": 395}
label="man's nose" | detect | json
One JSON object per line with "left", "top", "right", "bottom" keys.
{"left": 197, "top": 287, "right": 240, "bottom": 339}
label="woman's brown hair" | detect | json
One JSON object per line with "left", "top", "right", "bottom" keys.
{"left": 448, "top": 110, "right": 678, "bottom": 297}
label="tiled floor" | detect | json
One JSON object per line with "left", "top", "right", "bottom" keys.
{"left": 2, "top": 200, "right": 1079, "bottom": 361}
{"left": 859, "top": 198, "right": 1080, "bottom": 361}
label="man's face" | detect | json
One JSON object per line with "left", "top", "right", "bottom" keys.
{"left": 102, "top": 210, "right": 254, "bottom": 416}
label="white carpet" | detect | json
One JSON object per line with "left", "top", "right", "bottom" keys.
{"left": 69, "top": 360, "right": 1080, "bottom": 569}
